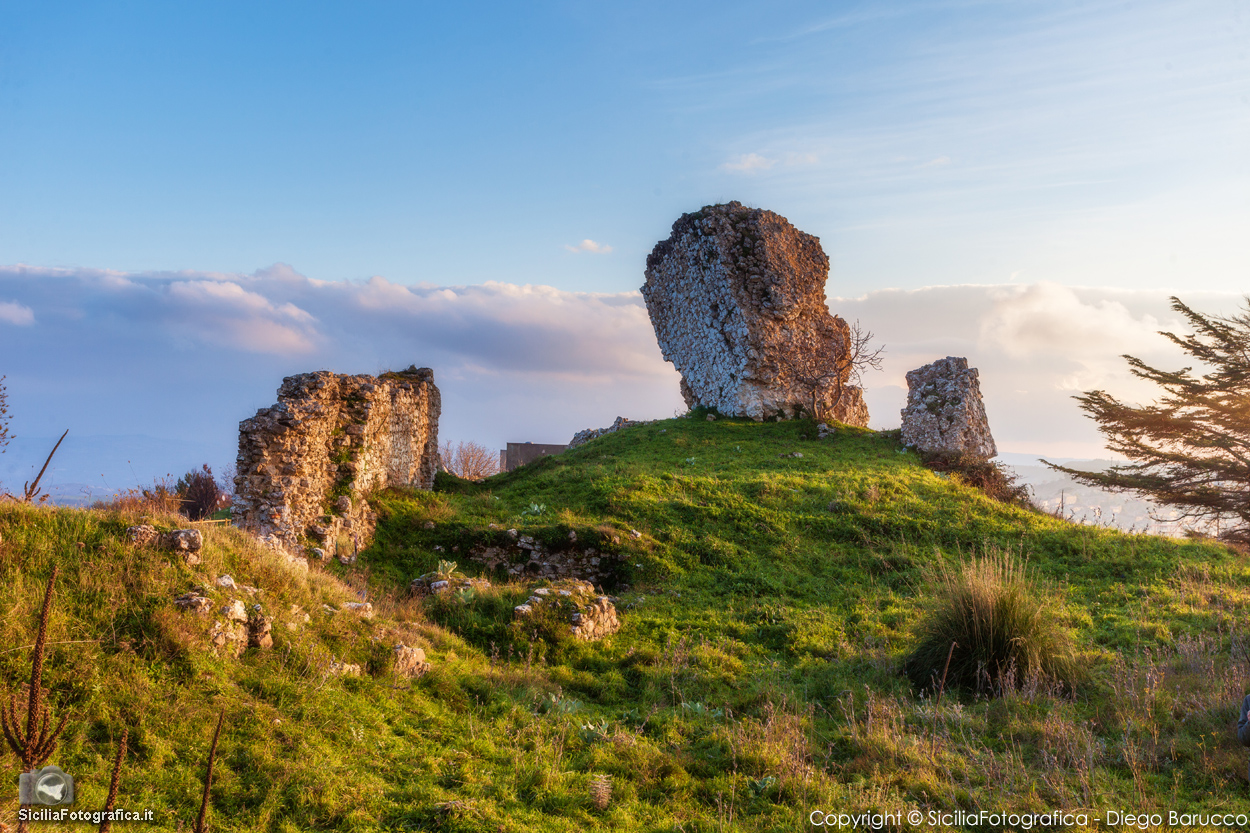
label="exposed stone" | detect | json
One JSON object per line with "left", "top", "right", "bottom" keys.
{"left": 409, "top": 575, "right": 490, "bottom": 597}
{"left": 900, "top": 356, "right": 996, "bottom": 459}
{"left": 209, "top": 620, "right": 247, "bottom": 657}
{"left": 512, "top": 579, "right": 621, "bottom": 641}
{"left": 326, "top": 659, "right": 362, "bottom": 677}
{"left": 233, "top": 366, "right": 441, "bottom": 561}
{"left": 569, "top": 416, "right": 656, "bottom": 449}
{"left": 126, "top": 525, "right": 159, "bottom": 546}
{"left": 642, "top": 202, "right": 869, "bottom": 424}
{"left": 164, "top": 529, "right": 203, "bottom": 554}
{"left": 247, "top": 607, "right": 274, "bottom": 650}
{"left": 127, "top": 526, "right": 203, "bottom": 563}
{"left": 174, "top": 593, "right": 212, "bottom": 615}
{"left": 216, "top": 575, "right": 236, "bottom": 589}
{"left": 221, "top": 600, "right": 249, "bottom": 623}
{"left": 571, "top": 595, "right": 621, "bottom": 641}
{"left": 393, "top": 644, "right": 431, "bottom": 678}
{"left": 469, "top": 541, "right": 618, "bottom": 585}
{"left": 342, "top": 602, "right": 374, "bottom": 618}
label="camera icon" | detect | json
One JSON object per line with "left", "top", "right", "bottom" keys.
{"left": 18, "top": 765, "right": 74, "bottom": 806}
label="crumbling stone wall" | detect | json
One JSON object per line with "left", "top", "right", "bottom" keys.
{"left": 642, "top": 201, "right": 869, "bottom": 424}
{"left": 233, "top": 366, "right": 440, "bottom": 559}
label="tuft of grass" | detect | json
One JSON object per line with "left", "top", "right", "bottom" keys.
{"left": 905, "top": 548, "right": 1079, "bottom": 695}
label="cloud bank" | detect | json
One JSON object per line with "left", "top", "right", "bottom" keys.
{"left": 1, "top": 262, "right": 1241, "bottom": 488}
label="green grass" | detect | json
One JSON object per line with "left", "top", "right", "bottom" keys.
{"left": 3, "top": 412, "right": 1250, "bottom": 830}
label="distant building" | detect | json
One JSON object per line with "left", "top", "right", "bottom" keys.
{"left": 500, "top": 442, "right": 569, "bottom": 472}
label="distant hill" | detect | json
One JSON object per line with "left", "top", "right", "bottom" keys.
{"left": 1000, "top": 454, "right": 1189, "bottom": 536}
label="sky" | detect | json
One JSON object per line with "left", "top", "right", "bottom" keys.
{"left": 1, "top": 0, "right": 1248, "bottom": 492}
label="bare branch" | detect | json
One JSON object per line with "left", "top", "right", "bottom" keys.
{"left": 22, "top": 430, "right": 68, "bottom": 505}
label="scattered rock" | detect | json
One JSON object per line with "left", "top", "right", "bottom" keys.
{"left": 216, "top": 575, "right": 236, "bottom": 589}
{"left": 393, "top": 644, "right": 430, "bottom": 678}
{"left": 247, "top": 608, "right": 274, "bottom": 649}
{"left": 125, "top": 525, "right": 159, "bottom": 546}
{"left": 571, "top": 595, "right": 621, "bottom": 641}
{"left": 286, "top": 604, "right": 310, "bottom": 632}
{"left": 780, "top": 451, "right": 804, "bottom": 459}
{"left": 569, "top": 416, "right": 656, "bottom": 448}
{"left": 209, "top": 620, "right": 247, "bottom": 657}
{"left": 342, "top": 602, "right": 374, "bottom": 618}
{"left": 164, "top": 529, "right": 203, "bottom": 554}
{"left": 327, "top": 659, "right": 362, "bottom": 677}
{"left": 126, "top": 526, "right": 203, "bottom": 563}
{"left": 174, "top": 593, "right": 212, "bottom": 615}
{"left": 409, "top": 575, "right": 490, "bottom": 597}
{"left": 512, "top": 579, "right": 622, "bottom": 641}
{"left": 642, "top": 202, "right": 869, "bottom": 424}
{"left": 221, "top": 600, "right": 248, "bottom": 623}
{"left": 900, "top": 356, "right": 996, "bottom": 459}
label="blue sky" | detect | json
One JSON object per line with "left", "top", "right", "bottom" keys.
{"left": 1, "top": 0, "right": 1248, "bottom": 491}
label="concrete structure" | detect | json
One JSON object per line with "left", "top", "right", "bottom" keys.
{"left": 499, "top": 442, "right": 568, "bottom": 472}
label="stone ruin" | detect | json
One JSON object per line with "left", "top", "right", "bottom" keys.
{"left": 233, "top": 367, "right": 441, "bottom": 560}
{"left": 900, "top": 356, "right": 996, "bottom": 459}
{"left": 642, "top": 201, "right": 869, "bottom": 425}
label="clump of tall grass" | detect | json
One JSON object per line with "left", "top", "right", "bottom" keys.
{"left": 905, "top": 548, "right": 1078, "bottom": 695}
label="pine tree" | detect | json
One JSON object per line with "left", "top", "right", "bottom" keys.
{"left": 1046, "top": 296, "right": 1250, "bottom": 543}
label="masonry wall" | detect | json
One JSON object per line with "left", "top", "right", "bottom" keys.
{"left": 233, "top": 366, "right": 441, "bottom": 558}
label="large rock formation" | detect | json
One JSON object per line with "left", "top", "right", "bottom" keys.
{"left": 900, "top": 357, "right": 996, "bottom": 459}
{"left": 642, "top": 202, "right": 868, "bottom": 424}
{"left": 233, "top": 367, "right": 440, "bottom": 559}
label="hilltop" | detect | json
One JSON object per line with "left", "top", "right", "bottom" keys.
{"left": 2, "top": 414, "right": 1249, "bottom": 831}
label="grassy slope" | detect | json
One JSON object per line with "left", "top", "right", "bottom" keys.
{"left": 3, "top": 413, "right": 1250, "bottom": 831}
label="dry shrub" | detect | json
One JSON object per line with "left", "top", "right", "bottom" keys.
{"left": 905, "top": 549, "right": 1078, "bottom": 695}
{"left": 96, "top": 479, "right": 183, "bottom": 516}
{"left": 588, "top": 773, "right": 612, "bottom": 810}
{"left": 922, "top": 450, "right": 1032, "bottom": 506}
{"left": 731, "top": 696, "right": 815, "bottom": 786}
{"left": 439, "top": 440, "right": 499, "bottom": 481}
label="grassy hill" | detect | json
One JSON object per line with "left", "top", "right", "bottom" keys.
{"left": 3, "top": 413, "right": 1249, "bottom": 831}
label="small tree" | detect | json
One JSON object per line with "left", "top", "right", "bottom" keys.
{"left": 176, "top": 465, "right": 223, "bottom": 521}
{"left": 439, "top": 441, "right": 499, "bottom": 481}
{"left": 783, "top": 319, "right": 884, "bottom": 421}
{"left": 1047, "top": 296, "right": 1250, "bottom": 543}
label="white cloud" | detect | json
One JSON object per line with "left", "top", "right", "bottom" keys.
{"left": 720, "top": 153, "right": 777, "bottom": 173}
{"left": 0, "top": 263, "right": 684, "bottom": 481}
{"left": 0, "top": 300, "right": 34, "bottom": 325}
{"left": 833, "top": 283, "right": 1243, "bottom": 456}
{"left": 5, "top": 259, "right": 1243, "bottom": 480}
{"left": 920, "top": 156, "right": 951, "bottom": 168}
{"left": 563, "top": 239, "right": 613, "bottom": 254}
{"left": 980, "top": 282, "right": 1167, "bottom": 360}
